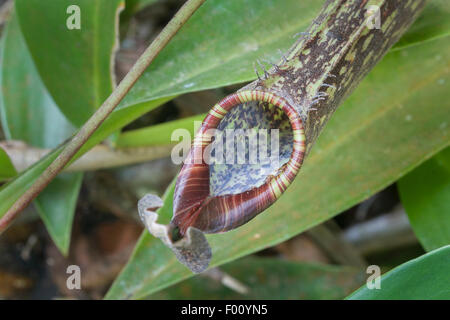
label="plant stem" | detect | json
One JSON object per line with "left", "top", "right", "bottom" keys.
{"left": 243, "top": 0, "right": 429, "bottom": 153}
{"left": 0, "top": 0, "right": 207, "bottom": 233}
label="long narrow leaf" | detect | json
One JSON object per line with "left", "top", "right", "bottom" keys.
{"left": 398, "top": 147, "right": 450, "bottom": 251}
{"left": 0, "top": 12, "right": 83, "bottom": 254}
{"left": 347, "top": 246, "right": 450, "bottom": 299}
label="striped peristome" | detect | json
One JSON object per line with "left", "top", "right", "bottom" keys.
{"left": 172, "top": 90, "right": 305, "bottom": 235}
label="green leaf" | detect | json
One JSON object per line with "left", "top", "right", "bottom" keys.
{"left": 0, "top": 11, "right": 82, "bottom": 255}
{"left": 15, "top": 0, "right": 124, "bottom": 127}
{"left": 34, "top": 173, "right": 83, "bottom": 255}
{"left": 116, "top": 113, "right": 205, "bottom": 148}
{"left": 393, "top": 0, "right": 450, "bottom": 51}
{"left": 0, "top": 0, "right": 126, "bottom": 223}
{"left": 347, "top": 245, "right": 450, "bottom": 299}
{"left": 106, "top": 34, "right": 450, "bottom": 299}
{"left": 149, "top": 257, "right": 365, "bottom": 300}
{"left": 398, "top": 147, "right": 450, "bottom": 252}
{"left": 0, "top": 13, "right": 75, "bottom": 147}
{"left": 0, "top": 147, "right": 61, "bottom": 216}
{"left": 0, "top": 147, "right": 16, "bottom": 180}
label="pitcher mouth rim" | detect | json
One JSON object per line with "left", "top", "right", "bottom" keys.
{"left": 172, "top": 90, "right": 307, "bottom": 235}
